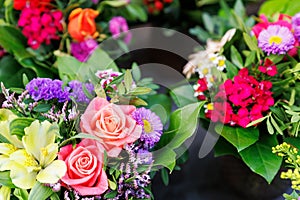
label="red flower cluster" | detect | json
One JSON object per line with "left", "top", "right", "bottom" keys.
{"left": 208, "top": 68, "right": 274, "bottom": 128}
{"left": 143, "top": 0, "right": 173, "bottom": 14}
{"left": 258, "top": 58, "right": 277, "bottom": 76}
{"left": 18, "top": 8, "right": 63, "bottom": 49}
{"left": 194, "top": 78, "right": 208, "bottom": 100}
{"left": 14, "top": 0, "right": 52, "bottom": 11}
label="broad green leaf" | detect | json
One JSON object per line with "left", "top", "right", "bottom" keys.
{"left": 10, "top": 118, "right": 35, "bottom": 139}
{"left": 28, "top": 182, "right": 53, "bottom": 200}
{"left": 33, "top": 104, "right": 51, "bottom": 113}
{"left": 215, "top": 124, "right": 259, "bottom": 152}
{"left": 170, "top": 85, "right": 197, "bottom": 107}
{"left": 243, "top": 33, "right": 259, "bottom": 52}
{"left": 230, "top": 45, "right": 243, "bottom": 68}
{"left": 239, "top": 134, "right": 282, "bottom": 183}
{"left": 50, "top": 193, "right": 60, "bottom": 200}
{"left": 258, "top": 0, "right": 289, "bottom": 17}
{"left": 0, "top": 55, "right": 35, "bottom": 89}
{"left": 153, "top": 102, "right": 204, "bottom": 171}
{"left": 244, "top": 51, "right": 256, "bottom": 67}
{"left": 225, "top": 60, "right": 238, "bottom": 79}
{"left": 150, "top": 104, "right": 168, "bottom": 125}
{"left": 214, "top": 137, "right": 239, "bottom": 158}
{"left": 104, "top": 191, "right": 118, "bottom": 199}
{"left": 13, "top": 188, "right": 29, "bottom": 200}
{"left": 284, "top": 137, "right": 300, "bottom": 149}
{"left": 0, "top": 171, "right": 16, "bottom": 188}
{"left": 125, "top": 4, "right": 147, "bottom": 22}
{"left": 233, "top": 0, "right": 245, "bottom": 18}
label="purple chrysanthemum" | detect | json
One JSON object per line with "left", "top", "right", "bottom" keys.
{"left": 26, "top": 78, "right": 70, "bottom": 102}
{"left": 71, "top": 39, "right": 98, "bottom": 62}
{"left": 132, "top": 107, "right": 163, "bottom": 149}
{"left": 68, "top": 80, "right": 94, "bottom": 104}
{"left": 292, "top": 12, "right": 300, "bottom": 41}
{"left": 258, "top": 25, "right": 295, "bottom": 55}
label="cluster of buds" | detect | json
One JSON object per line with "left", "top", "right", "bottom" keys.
{"left": 143, "top": 0, "right": 173, "bottom": 14}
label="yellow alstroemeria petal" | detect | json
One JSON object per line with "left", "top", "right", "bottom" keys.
{"left": 0, "top": 155, "right": 12, "bottom": 171}
{"left": 9, "top": 150, "right": 40, "bottom": 172}
{"left": 0, "top": 143, "right": 17, "bottom": 156}
{"left": 9, "top": 162, "right": 37, "bottom": 189}
{"left": 0, "top": 122, "right": 23, "bottom": 148}
{"left": 0, "top": 186, "right": 11, "bottom": 200}
{"left": 36, "top": 160, "right": 67, "bottom": 184}
{"left": 39, "top": 143, "right": 59, "bottom": 168}
{"left": 0, "top": 109, "right": 17, "bottom": 122}
{"left": 23, "top": 120, "right": 59, "bottom": 161}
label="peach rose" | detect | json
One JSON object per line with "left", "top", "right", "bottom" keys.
{"left": 68, "top": 8, "right": 99, "bottom": 42}
{"left": 80, "top": 97, "right": 142, "bottom": 157}
{"left": 58, "top": 139, "right": 108, "bottom": 196}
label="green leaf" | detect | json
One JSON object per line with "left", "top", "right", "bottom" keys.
{"left": 244, "top": 51, "right": 256, "bottom": 67}
{"left": 284, "top": 137, "right": 300, "bottom": 149}
{"left": 104, "top": 191, "right": 118, "bottom": 199}
{"left": 270, "top": 116, "right": 284, "bottom": 135}
{"left": 125, "top": 4, "right": 148, "bottom": 22}
{"left": 267, "top": 117, "right": 275, "bottom": 135}
{"left": 131, "top": 62, "right": 141, "bottom": 81}
{"left": 160, "top": 168, "right": 169, "bottom": 186}
{"left": 28, "top": 182, "right": 53, "bottom": 200}
{"left": 150, "top": 104, "right": 168, "bottom": 125}
{"left": 33, "top": 104, "right": 51, "bottom": 113}
{"left": 128, "top": 87, "right": 152, "bottom": 95}
{"left": 225, "top": 60, "right": 238, "bottom": 79}
{"left": 170, "top": 85, "right": 197, "bottom": 107}
{"left": 214, "top": 137, "right": 239, "bottom": 158}
{"left": 258, "top": 0, "right": 289, "bottom": 17}
{"left": 233, "top": 0, "right": 245, "bottom": 18}
{"left": 214, "top": 125, "right": 259, "bottom": 152}
{"left": 239, "top": 134, "right": 282, "bottom": 183}
{"left": 13, "top": 188, "right": 29, "bottom": 200}
{"left": 124, "top": 70, "right": 133, "bottom": 92}
{"left": 153, "top": 102, "right": 204, "bottom": 171}
{"left": 243, "top": 33, "right": 259, "bottom": 52}
{"left": 108, "top": 179, "right": 117, "bottom": 190}
{"left": 230, "top": 45, "right": 243, "bottom": 68}
{"left": 202, "top": 13, "right": 214, "bottom": 34}
{"left": 10, "top": 118, "right": 35, "bottom": 139}
{"left": 49, "top": 193, "right": 60, "bottom": 200}
{"left": 246, "top": 115, "right": 268, "bottom": 127}
{"left": 0, "top": 171, "right": 16, "bottom": 188}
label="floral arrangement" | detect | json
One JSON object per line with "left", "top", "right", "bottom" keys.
{"left": 182, "top": 0, "right": 300, "bottom": 185}
{"left": 0, "top": 0, "right": 153, "bottom": 89}
{"left": 0, "top": 59, "right": 202, "bottom": 199}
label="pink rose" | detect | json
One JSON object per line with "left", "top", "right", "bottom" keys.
{"left": 58, "top": 139, "right": 108, "bottom": 196}
{"left": 80, "top": 97, "right": 142, "bottom": 157}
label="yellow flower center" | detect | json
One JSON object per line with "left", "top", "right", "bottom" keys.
{"left": 218, "top": 59, "right": 225, "bottom": 66}
{"left": 202, "top": 68, "right": 209, "bottom": 75}
{"left": 143, "top": 119, "right": 152, "bottom": 133}
{"left": 207, "top": 103, "right": 214, "bottom": 111}
{"left": 269, "top": 36, "right": 282, "bottom": 45}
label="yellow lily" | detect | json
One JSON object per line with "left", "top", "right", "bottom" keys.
{"left": 7, "top": 120, "right": 67, "bottom": 189}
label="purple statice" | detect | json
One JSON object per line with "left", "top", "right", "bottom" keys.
{"left": 71, "top": 39, "right": 98, "bottom": 62}
{"left": 137, "top": 149, "right": 153, "bottom": 165}
{"left": 258, "top": 25, "right": 295, "bottom": 55}
{"left": 109, "top": 16, "right": 132, "bottom": 44}
{"left": 68, "top": 80, "right": 94, "bottom": 104}
{"left": 292, "top": 12, "right": 300, "bottom": 41}
{"left": 132, "top": 107, "right": 163, "bottom": 149}
{"left": 26, "top": 78, "right": 70, "bottom": 102}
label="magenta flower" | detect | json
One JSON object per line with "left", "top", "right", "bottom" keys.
{"left": 71, "top": 39, "right": 98, "bottom": 62}
{"left": 258, "top": 25, "right": 295, "bottom": 55}
{"left": 18, "top": 8, "right": 63, "bottom": 49}
{"left": 258, "top": 58, "right": 277, "bottom": 76}
{"left": 109, "top": 16, "right": 132, "bottom": 44}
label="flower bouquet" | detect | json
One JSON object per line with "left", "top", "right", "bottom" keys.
{"left": 182, "top": 0, "right": 300, "bottom": 186}
{"left": 0, "top": 54, "right": 203, "bottom": 199}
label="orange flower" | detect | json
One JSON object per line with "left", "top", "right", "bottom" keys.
{"left": 68, "top": 8, "right": 99, "bottom": 42}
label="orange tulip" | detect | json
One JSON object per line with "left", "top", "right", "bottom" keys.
{"left": 68, "top": 8, "right": 99, "bottom": 42}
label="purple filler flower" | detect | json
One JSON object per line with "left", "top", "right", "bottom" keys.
{"left": 26, "top": 78, "right": 70, "bottom": 102}
{"left": 68, "top": 80, "right": 94, "bottom": 104}
{"left": 132, "top": 107, "right": 163, "bottom": 149}
{"left": 258, "top": 25, "right": 295, "bottom": 55}
{"left": 71, "top": 39, "right": 98, "bottom": 62}
{"left": 292, "top": 12, "right": 300, "bottom": 41}
{"left": 109, "top": 16, "right": 132, "bottom": 44}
